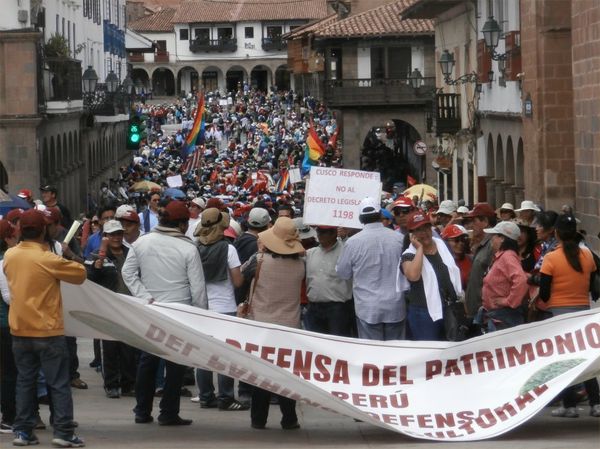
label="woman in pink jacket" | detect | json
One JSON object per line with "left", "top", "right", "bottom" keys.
{"left": 479, "top": 221, "right": 529, "bottom": 331}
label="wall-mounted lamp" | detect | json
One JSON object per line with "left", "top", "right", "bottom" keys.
{"left": 438, "top": 50, "right": 479, "bottom": 85}
{"left": 482, "top": 15, "right": 519, "bottom": 61}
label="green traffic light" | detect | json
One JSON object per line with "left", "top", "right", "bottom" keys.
{"left": 130, "top": 125, "right": 139, "bottom": 133}
{"left": 130, "top": 134, "right": 141, "bottom": 143}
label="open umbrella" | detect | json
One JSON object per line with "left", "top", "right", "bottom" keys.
{"left": 130, "top": 181, "right": 161, "bottom": 193}
{"left": 0, "top": 191, "right": 32, "bottom": 216}
{"left": 163, "top": 188, "right": 186, "bottom": 199}
{"left": 403, "top": 184, "right": 437, "bottom": 201}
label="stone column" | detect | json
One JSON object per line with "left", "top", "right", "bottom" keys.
{"left": 485, "top": 177, "right": 496, "bottom": 206}
{"left": 494, "top": 179, "right": 505, "bottom": 207}
{"left": 503, "top": 183, "right": 516, "bottom": 207}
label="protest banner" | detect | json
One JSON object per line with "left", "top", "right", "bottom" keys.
{"left": 303, "top": 167, "right": 381, "bottom": 228}
{"left": 62, "top": 281, "right": 600, "bottom": 441}
{"left": 166, "top": 174, "right": 183, "bottom": 188}
{"left": 289, "top": 167, "right": 302, "bottom": 184}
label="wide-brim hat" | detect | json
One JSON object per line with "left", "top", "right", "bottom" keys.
{"left": 515, "top": 200, "right": 541, "bottom": 212}
{"left": 259, "top": 217, "right": 304, "bottom": 255}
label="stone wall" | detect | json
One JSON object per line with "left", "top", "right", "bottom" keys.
{"left": 571, "top": 0, "right": 600, "bottom": 250}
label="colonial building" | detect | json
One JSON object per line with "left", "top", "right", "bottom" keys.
{"left": 286, "top": 0, "right": 435, "bottom": 191}
{"left": 127, "top": 0, "right": 329, "bottom": 96}
{"left": 1, "top": 0, "right": 130, "bottom": 215}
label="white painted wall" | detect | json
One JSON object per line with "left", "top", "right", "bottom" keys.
{"left": 1, "top": 0, "right": 32, "bottom": 29}
{"left": 411, "top": 46, "right": 425, "bottom": 75}
{"left": 142, "top": 31, "right": 176, "bottom": 63}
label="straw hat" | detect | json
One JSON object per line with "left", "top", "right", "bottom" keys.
{"left": 258, "top": 217, "right": 304, "bottom": 255}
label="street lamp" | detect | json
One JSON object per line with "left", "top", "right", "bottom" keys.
{"left": 438, "top": 50, "right": 478, "bottom": 85}
{"left": 122, "top": 74, "right": 134, "bottom": 95}
{"left": 409, "top": 68, "right": 423, "bottom": 89}
{"left": 481, "top": 16, "right": 502, "bottom": 51}
{"left": 82, "top": 66, "right": 99, "bottom": 94}
{"left": 105, "top": 70, "right": 119, "bottom": 93}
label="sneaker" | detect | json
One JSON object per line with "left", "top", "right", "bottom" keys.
{"left": 12, "top": 431, "right": 39, "bottom": 446}
{"left": 105, "top": 388, "right": 120, "bottom": 399}
{"left": 190, "top": 396, "right": 200, "bottom": 403}
{"left": 591, "top": 404, "right": 600, "bottom": 417}
{"left": 157, "top": 416, "right": 192, "bottom": 426}
{"left": 200, "top": 398, "right": 218, "bottom": 409}
{"left": 70, "top": 379, "right": 88, "bottom": 390}
{"left": 120, "top": 389, "right": 135, "bottom": 397}
{"left": 551, "top": 406, "right": 579, "bottom": 418}
{"left": 218, "top": 398, "right": 250, "bottom": 411}
{"left": 180, "top": 387, "right": 192, "bottom": 397}
{"left": 51, "top": 435, "right": 85, "bottom": 447}
{"left": 0, "top": 422, "right": 13, "bottom": 434}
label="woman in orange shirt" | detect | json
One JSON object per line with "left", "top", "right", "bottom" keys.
{"left": 539, "top": 214, "right": 599, "bottom": 418}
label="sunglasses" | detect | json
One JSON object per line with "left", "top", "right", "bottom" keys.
{"left": 393, "top": 208, "right": 413, "bottom": 216}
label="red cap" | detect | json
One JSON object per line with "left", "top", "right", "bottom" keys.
{"left": 5, "top": 208, "right": 24, "bottom": 223}
{"left": 0, "top": 220, "right": 16, "bottom": 240}
{"left": 206, "top": 197, "right": 226, "bottom": 211}
{"left": 164, "top": 200, "right": 190, "bottom": 221}
{"left": 119, "top": 210, "right": 140, "bottom": 223}
{"left": 406, "top": 211, "right": 431, "bottom": 231}
{"left": 17, "top": 189, "right": 32, "bottom": 199}
{"left": 316, "top": 225, "right": 337, "bottom": 230}
{"left": 224, "top": 226, "right": 238, "bottom": 239}
{"left": 43, "top": 206, "right": 62, "bottom": 224}
{"left": 19, "top": 209, "right": 47, "bottom": 232}
{"left": 441, "top": 224, "right": 469, "bottom": 240}
{"left": 466, "top": 203, "right": 496, "bottom": 218}
{"left": 392, "top": 197, "right": 414, "bottom": 209}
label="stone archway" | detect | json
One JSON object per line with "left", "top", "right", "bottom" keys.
{"left": 516, "top": 138, "right": 524, "bottom": 187}
{"left": 361, "top": 119, "right": 422, "bottom": 192}
{"left": 226, "top": 65, "right": 248, "bottom": 93}
{"left": 132, "top": 68, "right": 150, "bottom": 93}
{"left": 151, "top": 67, "right": 176, "bottom": 96}
{"left": 505, "top": 137, "right": 515, "bottom": 185}
{"left": 494, "top": 135, "right": 505, "bottom": 205}
{"left": 486, "top": 133, "right": 495, "bottom": 177}
{"left": 250, "top": 65, "right": 271, "bottom": 92}
{"left": 202, "top": 66, "right": 224, "bottom": 93}
{"left": 274, "top": 64, "right": 291, "bottom": 91}
{"left": 177, "top": 66, "right": 199, "bottom": 96}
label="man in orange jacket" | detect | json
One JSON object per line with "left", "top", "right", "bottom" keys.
{"left": 3, "top": 209, "right": 87, "bottom": 447}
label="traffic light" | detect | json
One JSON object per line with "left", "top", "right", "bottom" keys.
{"left": 127, "top": 116, "right": 142, "bottom": 150}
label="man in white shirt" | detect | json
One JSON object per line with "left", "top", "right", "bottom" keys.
{"left": 122, "top": 200, "right": 207, "bottom": 426}
{"left": 185, "top": 197, "right": 205, "bottom": 240}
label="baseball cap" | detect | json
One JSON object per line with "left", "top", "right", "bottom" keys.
{"left": 434, "top": 200, "right": 456, "bottom": 216}
{"left": 0, "top": 220, "right": 16, "bottom": 240}
{"left": 19, "top": 209, "right": 47, "bottom": 232}
{"left": 456, "top": 206, "right": 470, "bottom": 214}
{"left": 17, "top": 189, "right": 33, "bottom": 199}
{"left": 206, "top": 197, "right": 225, "bottom": 210}
{"left": 515, "top": 200, "right": 541, "bottom": 212}
{"left": 406, "top": 211, "right": 431, "bottom": 231}
{"left": 247, "top": 208, "right": 270, "bottom": 228}
{"left": 190, "top": 197, "right": 206, "bottom": 209}
{"left": 441, "top": 224, "right": 468, "bottom": 240}
{"left": 40, "top": 184, "right": 57, "bottom": 193}
{"left": 359, "top": 197, "right": 381, "bottom": 215}
{"left": 381, "top": 208, "right": 394, "bottom": 220}
{"left": 164, "top": 200, "right": 190, "bottom": 221}
{"left": 484, "top": 221, "right": 520, "bottom": 240}
{"left": 466, "top": 203, "right": 496, "bottom": 218}
{"left": 103, "top": 220, "right": 124, "bottom": 234}
{"left": 293, "top": 217, "right": 316, "bottom": 240}
{"left": 116, "top": 205, "right": 140, "bottom": 223}
{"left": 391, "top": 197, "right": 414, "bottom": 210}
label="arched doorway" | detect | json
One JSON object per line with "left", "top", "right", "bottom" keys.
{"left": 202, "top": 66, "right": 223, "bottom": 93}
{"left": 177, "top": 66, "right": 199, "bottom": 96}
{"left": 274, "top": 65, "right": 291, "bottom": 91}
{"left": 152, "top": 67, "right": 175, "bottom": 96}
{"left": 132, "top": 68, "right": 150, "bottom": 93}
{"left": 516, "top": 138, "right": 524, "bottom": 187}
{"left": 0, "top": 161, "right": 8, "bottom": 191}
{"left": 360, "top": 120, "right": 422, "bottom": 192}
{"left": 250, "top": 65, "right": 270, "bottom": 92}
{"left": 226, "top": 66, "right": 247, "bottom": 93}
{"left": 505, "top": 137, "right": 515, "bottom": 185}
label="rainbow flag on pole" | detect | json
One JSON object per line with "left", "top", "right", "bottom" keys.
{"left": 301, "top": 121, "right": 326, "bottom": 175}
{"left": 276, "top": 169, "right": 290, "bottom": 192}
{"left": 182, "top": 95, "right": 206, "bottom": 157}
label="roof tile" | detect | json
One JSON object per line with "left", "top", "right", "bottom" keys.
{"left": 129, "top": 8, "right": 176, "bottom": 32}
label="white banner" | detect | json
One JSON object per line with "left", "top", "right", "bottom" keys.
{"left": 303, "top": 167, "right": 381, "bottom": 228}
{"left": 166, "top": 175, "right": 183, "bottom": 188}
{"left": 62, "top": 281, "right": 600, "bottom": 441}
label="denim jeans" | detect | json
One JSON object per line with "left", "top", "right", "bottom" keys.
{"left": 134, "top": 351, "right": 185, "bottom": 420}
{"left": 356, "top": 318, "right": 406, "bottom": 341}
{"left": 305, "top": 301, "right": 354, "bottom": 337}
{"left": 406, "top": 305, "right": 445, "bottom": 341}
{"left": 12, "top": 336, "right": 75, "bottom": 439}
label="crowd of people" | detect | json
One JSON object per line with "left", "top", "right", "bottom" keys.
{"left": 1, "top": 88, "right": 599, "bottom": 447}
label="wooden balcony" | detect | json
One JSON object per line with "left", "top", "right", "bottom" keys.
{"left": 128, "top": 53, "right": 145, "bottom": 63}
{"left": 154, "top": 52, "right": 169, "bottom": 63}
{"left": 435, "top": 93, "right": 461, "bottom": 135}
{"left": 323, "top": 77, "right": 435, "bottom": 107}
{"left": 262, "top": 37, "right": 287, "bottom": 51}
{"left": 44, "top": 57, "right": 82, "bottom": 101}
{"left": 189, "top": 38, "right": 237, "bottom": 53}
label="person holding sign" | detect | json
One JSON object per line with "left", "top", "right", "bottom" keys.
{"left": 336, "top": 198, "right": 407, "bottom": 341}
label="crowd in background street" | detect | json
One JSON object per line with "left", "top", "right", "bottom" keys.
{"left": 1, "top": 87, "right": 599, "bottom": 447}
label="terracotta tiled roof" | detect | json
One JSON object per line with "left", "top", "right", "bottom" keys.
{"left": 129, "top": 8, "right": 176, "bottom": 32}
{"left": 284, "top": 13, "right": 338, "bottom": 39}
{"left": 172, "top": 0, "right": 329, "bottom": 23}
{"left": 310, "top": 0, "right": 434, "bottom": 38}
